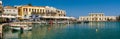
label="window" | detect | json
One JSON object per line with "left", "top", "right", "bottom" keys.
{"left": 23, "top": 8, "right": 25, "bottom": 12}
{"left": 92, "top": 18, "right": 94, "bottom": 20}
{"left": 86, "top": 18, "right": 88, "bottom": 20}
{"left": 26, "top": 8, "right": 28, "bottom": 12}
{"left": 40, "top": 9, "right": 42, "bottom": 12}
{"left": 100, "top": 14, "right": 101, "bottom": 16}
{"left": 6, "top": 10, "right": 8, "bottom": 11}
{"left": 32, "top": 9, "right": 34, "bottom": 11}
{"left": 99, "top": 18, "right": 101, "bottom": 20}
{"left": 96, "top": 14, "right": 97, "bottom": 16}
{"left": 29, "top": 8, "right": 31, "bottom": 12}
{"left": 37, "top": 9, "right": 39, "bottom": 12}
{"left": 13, "top": 10, "right": 15, "bottom": 12}
{"left": 64, "top": 15, "right": 65, "bottom": 16}
{"left": 35, "top": 9, "right": 36, "bottom": 12}
{"left": 105, "top": 18, "right": 107, "bottom": 20}
{"left": 9, "top": 10, "right": 11, "bottom": 11}
{"left": 59, "top": 14, "right": 61, "bottom": 16}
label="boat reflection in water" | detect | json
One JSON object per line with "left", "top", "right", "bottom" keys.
{"left": 3, "top": 22, "right": 120, "bottom": 39}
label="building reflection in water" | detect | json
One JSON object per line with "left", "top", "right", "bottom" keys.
{"left": 78, "top": 22, "right": 120, "bottom": 32}
{"left": 3, "top": 22, "right": 120, "bottom": 39}
{"left": 88, "top": 22, "right": 105, "bottom": 29}
{"left": 30, "top": 24, "right": 69, "bottom": 39}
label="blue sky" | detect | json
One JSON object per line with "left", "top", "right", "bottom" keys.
{"left": 3, "top": 0, "right": 120, "bottom": 18}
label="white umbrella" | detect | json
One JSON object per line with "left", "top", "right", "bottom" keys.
{"left": 1, "top": 15, "right": 16, "bottom": 18}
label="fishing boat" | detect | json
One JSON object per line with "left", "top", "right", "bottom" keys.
{"left": 9, "top": 24, "right": 32, "bottom": 31}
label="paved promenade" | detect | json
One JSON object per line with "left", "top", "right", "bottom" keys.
{"left": 0, "top": 23, "right": 8, "bottom": 38}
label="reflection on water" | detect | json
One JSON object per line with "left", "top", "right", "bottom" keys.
{"left": 3, "top": 22, "right": 120, "bottom": 39}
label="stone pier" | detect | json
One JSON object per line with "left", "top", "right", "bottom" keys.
{"left": 0, "top": 24, "right": 3, "bottom": 39}
{"left": 0, "top": 23, "right": 8, "bottom": 39}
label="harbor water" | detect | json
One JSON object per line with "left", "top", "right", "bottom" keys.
{"left": 3, "top": 22, "right": 120, "bottom": 39}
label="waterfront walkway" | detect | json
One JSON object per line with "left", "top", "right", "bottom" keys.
{"left": 12, "top": 21, "right": 72, "bottom": 24}
{"left": 0, "top": 21, "right": 72, "bottom": 38}
{"left": 0, "top": 23, "right": 9, "bottom": 38}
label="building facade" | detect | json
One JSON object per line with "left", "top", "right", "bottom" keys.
{"left": 16, "top": 5, "right": 46, "bottom": 19}
{"left": 79, "top": 13, "right": 116, "bottom": 21}
{"left": 2, "top": 6, "right": 19, "bottom": 21}
{"left": 16, "top": 5, "right": 66, "bottom": 19}
{"left": 3, "top": 6, "right": 18, "bottom": 17}
{"left": 0, "top": 1, "right": 2, "bottom": 14}
{"left": 45, "top": 6, "right": 66, "bottom": 17}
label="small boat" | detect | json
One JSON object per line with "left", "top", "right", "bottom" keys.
{"left": 10, "top": 24, "right": 32, "bottom": 31}
{"left": 83, "top": 21, "right": 89, "bottom": 23}
{"left": 74, "top": 21, "right": 81, "bottom": 24}
{"left": 11, "top": 26, "right": 32, "bottom": 31}
{"left": 76, "top": 21, "right": 81, "bottom": 23}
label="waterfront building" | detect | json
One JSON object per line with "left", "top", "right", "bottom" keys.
{"left": 15, "top": 5, "right": 66, "bottom": 20}
{"left": 79, "top": 13, "right": 116, "bottom": 21}
{"left": 0, "top": 1, "right": 2, "bottom": 15}
{"left": 15, "top": 5, "right": 46, "bottom": 19}
{"left": 45, "top": 6, "right": 66, "bottom": 17}
{"left": 2, "top": 6, "right": 19, "bottom": 21}
{"left": 0, "top": 0, "right": 2, "bottom": 14}
{"left": 3, "top": 6, "right": 18, "bottom": 17}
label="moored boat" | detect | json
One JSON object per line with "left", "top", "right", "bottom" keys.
{"left": 83, "top": 21, "right": 89, "bottom": 23}
{"left": 9, "top": 24, "right": 32, "bottom": 31}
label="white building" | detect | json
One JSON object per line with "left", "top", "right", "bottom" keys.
{"left": 79, "top": 13, "right": 116, "bottom": 21}
{"left": 45, "top": 6, "right": 66, "bottom": 17}
{"left": 3, "top": 6, "right": 19, "bottom": 18}
{"left": 4, "top": 6, "right": 18, "bottom": 16}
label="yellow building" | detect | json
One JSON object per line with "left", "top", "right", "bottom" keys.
{"left": 16, "top": 5, "right": 66, "bottom": 19}
{"left": 16, "top": 5, "right": 45, "bottom": 19}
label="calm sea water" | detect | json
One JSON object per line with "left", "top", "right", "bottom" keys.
{"left": 3, "top": 22, "right": 120, "bottom": 39}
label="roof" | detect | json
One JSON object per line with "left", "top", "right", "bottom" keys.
{"left": 4, "top": 6, "right": 16, "bottom": 9}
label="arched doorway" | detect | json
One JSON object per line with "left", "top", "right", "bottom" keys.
{"left": 95, "top": 17, "right": 98, "bottom": 21}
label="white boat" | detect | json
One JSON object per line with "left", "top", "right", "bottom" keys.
{"left": 10, "top": 24, "right": 27, "bottom": 26}
{"left": 10, "top": 24, "right": 32, "bottom": 31}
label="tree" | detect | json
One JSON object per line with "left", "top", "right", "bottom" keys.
{"left": 28, "top": 3, "right": 32, "bottom": 6}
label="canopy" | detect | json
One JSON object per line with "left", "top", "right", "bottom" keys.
{"left": 0, "top": 15, "right": 16, "bottom": 18}
{"left": 41, "top": 16, "right": 76, "bottom": 19}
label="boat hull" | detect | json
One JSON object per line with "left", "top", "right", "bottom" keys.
{"left": 11, "top": 27, "right": 32, "bottom": 31}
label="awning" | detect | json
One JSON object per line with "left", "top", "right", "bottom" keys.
{"left": 0, "top": 15, "right": 16, "bottom": 18}
{"left": 41, "top": 16, "right": 76, "bottom": 19}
